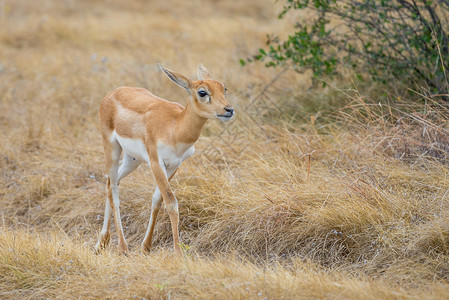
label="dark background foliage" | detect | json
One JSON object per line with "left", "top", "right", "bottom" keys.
{"left": 246, "top": 0, "right": 449, "bottom": 95}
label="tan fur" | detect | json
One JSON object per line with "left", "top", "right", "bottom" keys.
{"left": 95, "top": 65, "right": 234, "bottom": 255}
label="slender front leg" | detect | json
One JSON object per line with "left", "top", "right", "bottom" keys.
{"left": 141, "top": 186, "right": 162, "bottom": 253}
{"left": 148, "top": 151, "right": 182, "bottom": 255}
{"left": 141, "top": 169, "right": 178, "bottom": 254}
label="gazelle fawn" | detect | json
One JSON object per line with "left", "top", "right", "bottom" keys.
{"left": 95, "top": 64, "right": 234, "bottom": 255}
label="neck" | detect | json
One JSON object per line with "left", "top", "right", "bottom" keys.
{"left": 175, "top": 100, "right": 207, "bottom": 145}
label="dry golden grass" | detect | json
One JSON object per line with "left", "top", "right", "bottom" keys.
{"left": 3, "top": 229, "right": 447, "bottom": 299}
{"left": 1, "top": 0, "right": 448, "bottom": 299}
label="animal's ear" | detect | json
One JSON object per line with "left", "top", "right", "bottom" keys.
{"left": 197, "top": 64, "right": 212, "bottom": 80}
{"left": 158, "top": 63, "right": 191, "bottom": 91}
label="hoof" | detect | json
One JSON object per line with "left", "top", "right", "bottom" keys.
{"left": 95, "top": 233, "right": 111, "bottom": 254}
{"left": 118, "top": 243, "right": 129, "bottom": 256}
{"left": 141, "top": 244, "right": 152, "bottom": 255}
{"left": 94, "top": 247, "right": 103, "bottom": 255}
{"left": 94, "top": 242, "right": 107, "bottom": 255}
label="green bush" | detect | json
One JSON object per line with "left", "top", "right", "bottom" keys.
{"left": 246, "top": 0, "right": 449, "bottom": 94}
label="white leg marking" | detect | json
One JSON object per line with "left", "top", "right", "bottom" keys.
{"left": 95, "top": 193, "right": 112, "bottom": 250}
{"left": 100, "top": 195, "right": 112, "bottom": 235}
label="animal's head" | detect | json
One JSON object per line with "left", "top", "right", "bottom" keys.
{"left": 158, "top": 63, "right": 234, "bottom": 122}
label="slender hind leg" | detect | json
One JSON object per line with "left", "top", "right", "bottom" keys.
{"left": 95, "top": 154, "right": 140, "bottom": 252}
{"left": 95, "top": 177, "right": 113, "bottom": 252}
{"left": 108, "top": 143, "right": 129, "bottom": 254}
{"left": 95, "top": 135, "right": 118, "bottom": 252}
{"left": 97, "top": 135, "right": 129, "bottom": 254}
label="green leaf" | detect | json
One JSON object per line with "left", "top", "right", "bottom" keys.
{"left": 244, "top": 0, "right": 449, "bottom": 94}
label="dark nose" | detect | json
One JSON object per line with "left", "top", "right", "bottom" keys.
{"left": 224, "top": 107, "right": 234, "bottom": 114}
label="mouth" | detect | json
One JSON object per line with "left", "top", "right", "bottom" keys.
{"left": 216, "top": 111, "right": 234, "bottom": 122}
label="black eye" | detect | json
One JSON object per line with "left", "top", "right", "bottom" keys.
{"left": 198, "top": 91, "right": 208, "bottom": 97}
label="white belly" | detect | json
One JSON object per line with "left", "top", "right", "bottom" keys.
{"left": 112, "top": 131, "right": 195, "bottom": 171}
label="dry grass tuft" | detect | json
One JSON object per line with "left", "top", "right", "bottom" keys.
{"left": 1, "top": 229, "right": 446, "bottom": 299}
{"left": 0, "top": 0, "right": 448, "bottom": 298}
